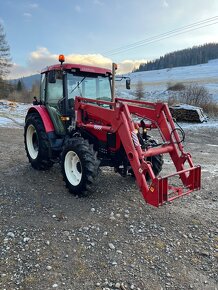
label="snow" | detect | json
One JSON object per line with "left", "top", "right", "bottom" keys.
{"left": 171, "top": 104, "right": 202, "bottom": 110}
{"left": 177, "top": 119, "right": 218, "bottom": 129}
{"left": 0, "top": 59, "right": 218, "bottom": 129}
{"left": 0, "top": 100, "right": 30, "bottom": 128}
{"left": 131, "top": 59, "right": 218, "bottom": 83}
{"left": 117, "top": 58, "right": 218, "bottom": 102}
{"left": 0, "top": 116, "right": 12, "bottom": 126}
{"left": 0, "top": 99, "right": 217, "bottom": 130}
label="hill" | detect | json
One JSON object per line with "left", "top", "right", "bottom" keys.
{"left": 9, "top": 58, "right": 218, "bottom": 103}
{"left": 117, "top": 59, "right": 218, "bottom": 102}
{"left": 135, "top": 43, "right": 218, "bottom": 72}
{"left": 10, "top": 74, "right": 40, "bottom": 90}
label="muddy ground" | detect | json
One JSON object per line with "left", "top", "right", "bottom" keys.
{"left": 0, "top": 125, "right": 217, "bottom": 290}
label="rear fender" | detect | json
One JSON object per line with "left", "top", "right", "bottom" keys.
{"left": 26, "top": 105, "right": 55, "bottom": 133}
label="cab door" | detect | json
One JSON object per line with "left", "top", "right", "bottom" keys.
{"left": 45, "top": 70, "right": 66, "bottom": 135}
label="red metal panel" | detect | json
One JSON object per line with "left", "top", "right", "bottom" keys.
{"left": 41, "top": 63, "right": 111, "bottom": 75}
{"left": 75, "top": 96, "right": 201, "bottom": 207}
{"left": 27, "top": 106, "right": 54, "bottom": 133}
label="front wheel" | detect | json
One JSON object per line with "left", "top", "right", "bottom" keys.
{"left": 147, "top": 154, "right": 163, "bottom": 177}
{"left": 128, "top": 139, "right": 163, "bottom": 179}
{"left": 61, "top": 137, "right": 100, "bottom": 195}
{"left": 24, "top": 113, "right": 53, "bottom": 170}
{"left": 146, "top": 139, "right": 163, "bottom": 177}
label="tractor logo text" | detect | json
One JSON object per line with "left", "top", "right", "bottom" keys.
{"left": 94, "top": 125, "right": 103, "bottom": 130}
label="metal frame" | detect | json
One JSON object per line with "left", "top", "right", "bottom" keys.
{"left": 75, "top": 96, "right": 201, "bottom": 207}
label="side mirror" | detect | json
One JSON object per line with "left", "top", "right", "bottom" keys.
{"left": 126, "top": 79, "right": 131, "bottom": 90}
{"left": 48, "top": 70, "right": 56, "bottom": 83}
{"left": 33, "top": 96, "right": 39, "bottom": 105}
{"left": 33, "top": 96, "right": 42, "bottom": 105}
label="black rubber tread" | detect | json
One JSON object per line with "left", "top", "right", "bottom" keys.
{"left": 146, "top": 139, "right": 163, "bottom": 177}
{"left": 147, "top": 154, "right": 163, "bottom": 177}
{"left": 61, "top": 137, "right": 100, "bottom": 195}
{"left": 24, "top": 113, "right": 53, "bottom": 170}
{"left": 128, "top": 139, "right": 163, "bottom": 179}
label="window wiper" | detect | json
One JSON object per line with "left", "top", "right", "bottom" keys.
{"left": 70, "top": 77, "right": 86, "bottom": 95}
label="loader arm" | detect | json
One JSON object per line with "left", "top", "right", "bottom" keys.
{"left": 75, "top": 97, "right": 201, "bottom": 207}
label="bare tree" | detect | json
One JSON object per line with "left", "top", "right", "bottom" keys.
{"left": 0, "top": 23, "right": 12, "bottom": 79}
{"left": 31, "top": 80, "right": 40, "bottom": 97}
{"left": 181, "top": 84, "right": 211, "bottom": 107}
{"left": 135, "top": 80, "right": 144, "bottom": 100}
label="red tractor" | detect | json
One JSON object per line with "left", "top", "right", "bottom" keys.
{"left": 24, "top": 55, "right": 201, "bottom": 207}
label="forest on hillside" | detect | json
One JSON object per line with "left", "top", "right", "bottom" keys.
{"left": 135, "top": 43, "right": 218, "bottom": 72}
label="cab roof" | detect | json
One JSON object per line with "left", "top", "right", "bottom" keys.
{"left": 41, "top": 63, "right": 112, "bottom": 75}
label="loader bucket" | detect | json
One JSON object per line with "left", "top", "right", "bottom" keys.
{"left": 144, "top": 166, "right": 201, "bottom": 207}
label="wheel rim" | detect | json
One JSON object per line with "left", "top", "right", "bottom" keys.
{"left": 64, "top": 151, "right": 82, "bottom": 186}
{"left": 26, "top": 124, "right": 39, "bottom": 160}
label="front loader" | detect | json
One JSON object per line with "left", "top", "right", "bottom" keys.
{"left": 24, "top": 55, "right": 201, "bottom": 207}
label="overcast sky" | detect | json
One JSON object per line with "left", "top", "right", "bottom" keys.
{"left": 1, "top": 0, "right": 218, "bottom": 78}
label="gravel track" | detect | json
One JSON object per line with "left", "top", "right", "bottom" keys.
{"left": 0, "top": 126, "right": 217, "bottom": 290}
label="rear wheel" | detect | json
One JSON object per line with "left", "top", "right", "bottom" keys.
{"left": 128, "top": 139, "right": 163, "bottom": 179}
{"left": 146, "top": 139, "right": 163, "bottom": 178}
{"left": 147, "top": 154, "right": 163, "bottom": 177}
{"left": 61, "top": 137, "right": 100, "bottom": 195}
{"left": 24, "top": 113, "right": 53, "bottom": 170}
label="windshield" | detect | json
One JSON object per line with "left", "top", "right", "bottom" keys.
{"left": 67, "top": 73, "right": 111, "bottom": 102}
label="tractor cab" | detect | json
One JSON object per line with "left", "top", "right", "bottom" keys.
{"left": 38, "top": 55, "right": 113, "bottom": 135}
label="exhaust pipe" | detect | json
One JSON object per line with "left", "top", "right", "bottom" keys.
{"left": 112, "top": 63, "right": 117, "bottom": 102}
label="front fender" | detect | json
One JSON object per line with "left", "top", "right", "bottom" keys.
{"left": 26, "top": 105, "right": 55, "bottom": 133}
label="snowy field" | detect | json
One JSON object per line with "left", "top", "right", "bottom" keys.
{"left": 117, "top": 59, "right": 218, "bottom": 102}
{"left": 0, "top": 99, "right": 217, "bottom": 131}
{"left": 0, "top": 100, "right": 30, "bottom": 128}
{"left": 0, "top": 60, "right": 218, "bottom": 129}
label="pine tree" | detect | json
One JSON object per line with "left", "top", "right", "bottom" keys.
{"left": 0, "top": 23, "right": 11, "bottom": 79}
{"left": 16, "top": 79, "right": 23, "bottom": 91}
{"left": 135, "top": 43, "right": 218, "bottom": 72}
{"left": 135, "top": 80, "right": 144, "bottom": 100}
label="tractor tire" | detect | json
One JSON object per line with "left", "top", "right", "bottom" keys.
{"left": 128, "top": 139, "right": 163, "bottom": 179}
{"left": 146, "top": 139, "right": 163, "bottom": 178}
{"left": 24, "top": 113, "right": 53, "bottom": 170}
{"left": 61, "top": 137, "right": 100, "bottom": 195}
{"left": 147, "top": 154, "right": 163, "bottom": 177}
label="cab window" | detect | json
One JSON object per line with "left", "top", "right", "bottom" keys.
{"left": 67, "top": 73, "right": 111, "bottom": 102}
{"left": 40, "top": 73, "right": 46, "bottom": 103}
{"left": 46, "top": 70, "right": 63, "bottom": 107}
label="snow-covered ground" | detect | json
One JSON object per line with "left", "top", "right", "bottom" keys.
{"left": 0, "top": 60, "right": 218, "bottom": 129}
{"left": 0, "top": 99, "right": 217, "bottom": 130}
{"left": 117, "top": 59, "right": 218, "bottom": 102}
{"left": 0, "top": 100, "right": 30, "bottom": 128}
